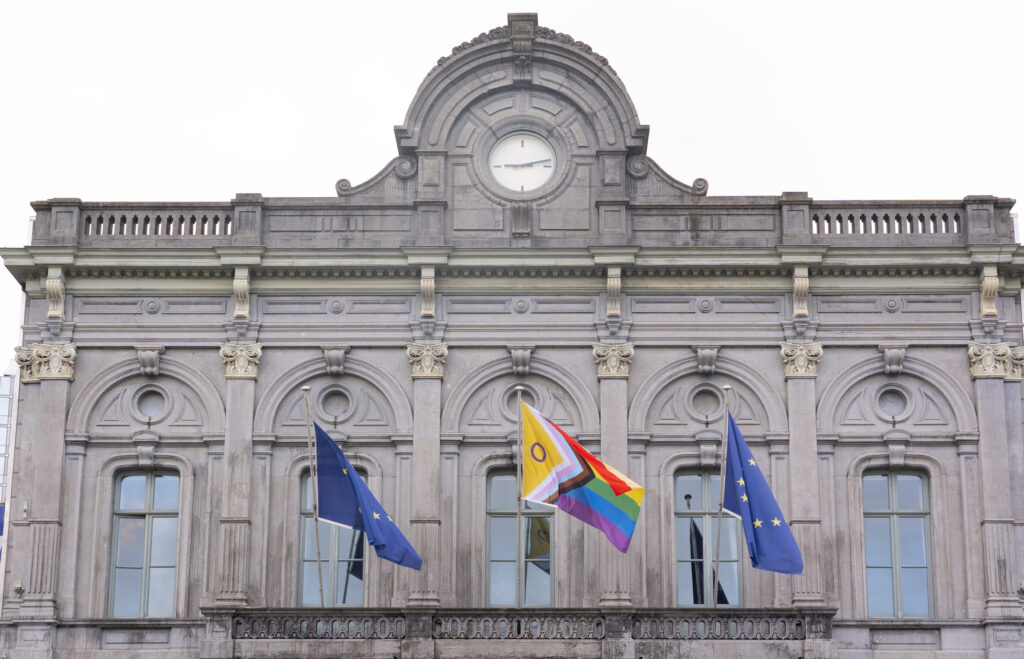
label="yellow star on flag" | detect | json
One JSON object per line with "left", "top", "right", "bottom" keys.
{"left": 342, "top": 468, "right": 347, "bottom": 475}
{"left": 373, "top": 512, "right": 381, "bottom": 519}
{"left": 748, "top": 458, "right": 757, "bottom": 466}
{"left": 737, "top": 478, "right": 745, "bottom": 486}
{"left": 741, "top": 494, "right": 748, "bottom": 502}
{"left": 753, "top": 519, "right": 763, "bottom": 528}
{"left": 772, "top": 518, "right": 782, "bottom": 526}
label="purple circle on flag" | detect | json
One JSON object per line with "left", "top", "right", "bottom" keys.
{"left": 530, "top": 442, "right": 547, "bottom": 462}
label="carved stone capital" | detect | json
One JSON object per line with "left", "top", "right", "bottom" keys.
{"left": 878, "top": 344, "right": 907, "bottom": 376}
{"left": 693, "top": 345, "right": 720, "bottom": 376}
{"left": 407, "top": 342, "right": 448, "bottom": 379}
{"left": 968, "top": 341, "right": 1012, "bottom": 379}
{"left": 135, "top": 344, "right": 165, "bottom": 377}
{"left": 593, "top": 342, "right": 634, "bottom": 379}
{"left": 220, "top": 343, "right": 262, "bottom": 380}
{"left": 507, "top": 344, "right": 534, "bottom": 376}
{"left": 15, "top": 343, "right": 77, "bottom": 382}
{"left": 323, "top": 345, "right": 350, "bottom": 377}
{"left": 233, "top": 268, "right": 250, "bottom": 320}
{"left": 1006, "top": 346, "right": 1024, "bottom": 382}
{"left": 780, "top": 342, "right": 822, "bottom": 379}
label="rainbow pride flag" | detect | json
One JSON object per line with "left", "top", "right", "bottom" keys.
{"left": 521, "top": 402, "right": 644, "bottom": 552}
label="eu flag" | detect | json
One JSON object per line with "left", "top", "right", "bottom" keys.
{"left": 721, "top": 414, "right": 803, "bottom": 574}
{"left": 314, "top": 423, "right": 422, "bottom": 570}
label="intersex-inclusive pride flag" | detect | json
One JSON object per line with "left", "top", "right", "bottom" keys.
{"left": 520, "top": 402, "right": 644, "bottom": 552}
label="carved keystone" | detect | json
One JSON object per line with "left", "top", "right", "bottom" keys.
{"left": 593, "top": 343, "right": 634, "bottom": 379}
{"left": 877, "top": 344, "right": 907, "bottom": 376}
{"left": 135, "top": 345, "right": 165, "bottom": 377}
{"left": 407, "top": 342, "right": 448, "bottom": 379}
{"left": 780, "top": 342, "right": 822, "bottom": 379}
{"left": 967, "top": 341, "right": 1011, "bottom": 379}
{"left": 693, "top": 345, "right": 720, "bottom": 376}
{"left": 14, "top": 343, "right": 77, "bottom": 382}
{"left": 323, "top": 345, "right": 350, "bottom": 377}
{"left": 507, "top": 344, "right": 534, "bottom": 376}
{"left": 221, "top": 343, "right": 262, "bottom": 380}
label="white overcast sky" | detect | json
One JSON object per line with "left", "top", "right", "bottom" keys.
{"left": 1, "top": 1, "right": 1022, "bottom": 362}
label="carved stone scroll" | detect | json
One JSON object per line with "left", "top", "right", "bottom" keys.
{"left": 606, "top": 266, "right": 622, "bottom": 335}
{"left": 780, "top": 342, "right": 822, "bottom": 379}
{"left": 968, "top": 341, "right": 1011, "bottom": 379}
{"left": 407, "top": 342, "right": 448, "bottom": 379}
{"left": 507, "top": 344, "right": 534, "bottom": 376}
{"left": 233, "top": 268, "right": 250, "bottom": 320}
{"left": 593, "top": 343, "right": 634, "bottom": 379}
{"left": 323, "top": 345, "right": 350, "bottom": 376}
{"left": 1006, "top": 346, "right": 1024, "bottom": 382}
{"left": 45, "top": 267, "right": 65, "bottom": 320}
{"left": 136, "top": 345, "right": 165, "bottom": 376}
{"left": 980, "top": 265, "right": 999, "bottom": 318}
{"left": 15, "top": 343, "right": 77, "bottom": 382}
{"left": 878, "top": 344, "right": 907, "bottom": 375}
{"left": 220, "top": 343, "right": 262, "bottom": 380}
{"left": 792, "top": 265, "right": 809, "bottom": 335}
{"left": 420, "top": 266, "right": 436, "bottom": 318}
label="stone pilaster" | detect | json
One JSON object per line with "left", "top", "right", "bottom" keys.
{"left": 406, "top": 342, "right": 446, "bottom": 607}
{"left": 595, "top": 343, "right": 633, "bottom": 607}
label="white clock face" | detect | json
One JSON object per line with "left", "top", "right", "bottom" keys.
{"left": 488, "top": 132, "right": 556, "bottom": 193}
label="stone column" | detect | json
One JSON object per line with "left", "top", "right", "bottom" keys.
{"left": 405, "top": 342, "right": 447, "bottom": 608}
{"left": 966, "top": 342, "right": 1022, "bottom": 620}
{"left": 780, "top": 342, "right": 826, "bottom": 605}
{"left": 11, "top": 343, "right": 76, "bottom": 623}
{"left": 215, "top": 343, "right": 261, "bottom": 605}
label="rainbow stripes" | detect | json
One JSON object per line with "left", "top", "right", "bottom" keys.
{"left": 521, "top": 402, "right": 644, "bottom": 553}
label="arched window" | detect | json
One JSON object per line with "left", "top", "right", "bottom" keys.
{"left": 863, "top": 471, "right": 931, "bottom": 617}
{"left": 674, "top": 472, "right": 741, "bottom": 606}
{"left": 299, "top": 472, "right": 366, "bottom": 606}
{"left": 486, "top": 469, "right": 553, "bottom": 607}
{"left": 110, "top": 471, "right": 179, "bottom": 617}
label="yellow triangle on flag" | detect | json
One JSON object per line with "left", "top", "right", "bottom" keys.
{"left": 521, "top": 401, "right": 566, "bottom": 502}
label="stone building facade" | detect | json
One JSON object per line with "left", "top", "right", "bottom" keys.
{"left": 1, "top": 12, "right": 1022, "bottom": 658}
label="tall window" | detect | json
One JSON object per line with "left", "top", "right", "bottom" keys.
{"left": 487, "top": 470, "right": 552, "bottom": 606}
{"left": 299, "top": 472, "right": 366, "bottom": 606}
{"left": 674, "top": 472, "right": 740, "bottom": 606}
{"left": 110, "top": 472, "right": 179, "bottom": 617}
{"left": 863, "top": 472, "right": 931, "bottom": 617}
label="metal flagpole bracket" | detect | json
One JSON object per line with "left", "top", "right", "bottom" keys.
{"left": 713, "top": 385, "right": 732, "bottom": 608}
{"left": 301, "top": 385, "right": 326, "bottom": 608}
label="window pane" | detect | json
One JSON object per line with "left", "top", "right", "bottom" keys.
{"left": 867, "top": 567, "right": 895, "bottom": 617}
{"left": 898, "top": 517, "right": 927, "bottom": 566}
{"left": 302, "top": 518, "right": 331, "bottom": 561}
{"left": 675, "top": 474, "right": 702, "bottom": 511}
{"left": 524, "top": 517, "right": 551, "bottom": 569}
{"left": 896, "top": 474, "right": 924, "bottom": 511}
{"left": 676, "top": 517, "right": 704, "bottom": 561}
{"left": 112, "top": 568, "right": 142, "bottom": 617}
{"left": 337, "top": 527, "right": 362, "bottom": 561}
{"left": 488, "top": 474, "right": 516, "bottom": 511}
{"left": 488, "top": 562, "right": 515, "bottom": 606}
{"left": 336, "top": 563, "right": 364, "bottom": 605}
{"left": 152, "top": 475, "right": 179, "bottom": 510}
{"left": 149, "top": 518, "right": 177, "bottom": 566}
{"left": 302, "top": 475, "right": 313, "bottom": 511}
{"left": 676, "top": 562, "right": 701, "bottom": 605}
{"left": 301, "top": 563, "right": 322, "bottom": 606}
{"left": 116, "top": 517, "right": 146, "bottom": 567}
{"left": 489, "top": 517, "right": 515, "bottom": 560}
{"left": 864, "top": 517, "right": 892, "bottom": 567}
{"left": 715, "top": 562, "right": 739, "bottom": 606}
{"left": 119, "top": 476, "right": 147, "bottom": 511}
{"left": 710, "top": 517, "right": 739, "bottom": 561}
{"left": 863, "top": 474, "right": 890, "bottom": 511}
{"left": 523, "top": 560, "right": 551, "bottom": 605}
{"left": 146, "top": 567, "right": 175, "bottom": 617}
{"left": 901, "top": 567, "right": 930, "bottom": 617}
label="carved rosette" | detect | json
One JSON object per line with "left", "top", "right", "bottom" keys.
{"left": 1007, "top": 346, "right": 1024, "bottom": 382}
{"left": 407, "top": 342, "right": 448, "bottom": 379}
{"left": 967, "top": 341, "right": 1012, "bottom": 379}
{"left": 780, "top": 342, "right": 823, "bottom": 379}
{"left": 15, "top": 343, "right": 77, "bottom": 382}
{"left": 593, "top": 343, "right": 634, "bottom": 379}
{"left": 220, "top": 343, "right": 262, "bottom": 380}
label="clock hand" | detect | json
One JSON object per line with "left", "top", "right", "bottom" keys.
{"left": 503, "top": 158, "right": 553, "bottom": 168}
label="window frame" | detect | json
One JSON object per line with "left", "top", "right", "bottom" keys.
{"left": 862, "top": 470, "right": 933, "bottom": 618}
{"left": 108, "top": 470, "right": 180, "bottom": 618}
{"left": 485, "top": 469, "right": 554, "bottom": 608}
{"left": 298, "top": 470, "right": 368, "bottom": 607}
{"left": 673, "top": 470, "right": 742, "bottom": 607}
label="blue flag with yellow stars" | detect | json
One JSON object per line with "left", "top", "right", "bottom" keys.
{"left": 721, "top": 414, "right": 803, "bottom": 574}
{"left": 314, "top": 423, "right": 422, "bottom": 570}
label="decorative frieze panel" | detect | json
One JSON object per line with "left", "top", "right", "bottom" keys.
{"left": 407, "top": 342, "right": 448, "bottom": 379}
{"left": 232, "top": 611, "right": 406, "bottom": 640}
{"left": 593, "top": 342, "right": 633, "bottom": 379}
{"left": 780, "top": 342, "right": 822, "bottom": 379}
{"left": 433, "top": 612, "right": 605, "bottom": 640}
{"left": 221, "top": 343, "right": 262, "bottom": 380}
{"left": 15, "top": 343, "right": 77, "bottom": 382}
{"left": 967, "top": 341, "right": 1012, "bottom": 379}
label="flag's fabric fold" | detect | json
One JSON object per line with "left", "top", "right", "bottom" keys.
{"left": 721, "top": 413, "right": 803, "bottom": 574}
{"left": 520, "top": 402, "right": 644, "bottom": 553}
{"left": 314, "top": 422, "right": 422, "bottom": 570}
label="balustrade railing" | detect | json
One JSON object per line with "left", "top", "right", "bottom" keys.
{"left": 810, "top": 208, "right": 962, "bottom": 236}
{"left": 82, "top": 210, "right": 232, "bottom": 237}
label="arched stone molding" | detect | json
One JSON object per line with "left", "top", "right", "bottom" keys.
{"left": 66, "top": 357, "right": 225, "bottom": 436}
{"left": 627, "top": 355, "right": 788, "bottom": 435}
{"left": 252, "top": 356, "right": 413, "bottom": 436}
{"left": 86, "top": 452, "right": 197, "bottom": 619}
{"left": 844, "top": 452, "right": 952, "bottom": 620}
{"left": 817, "top": 356, "right": 978, "bottom": 435}
{"left": 396, "top": 23, "right": 647, "bottom": 157}
{"left": 440, "top": 355, "right": 599, "bottom": 435}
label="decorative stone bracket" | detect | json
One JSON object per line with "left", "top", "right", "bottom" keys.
{"left": 323, "top": 345, "right": 350, "bottom": 377}
{"left": 593, "top": 343, "right": 634, "bottom": 379}
{"left": 878, "top": 344, "right": 907, "bottom": 375}
{"left": 980, "top": 265, "right": 1000, "bottom": 318}
{"left": 693, "top": 345, "right": 720, "bottom": 376}
{"left": 967, "top": 341, "right": 1013, "bottom": 380}
{"left": 407, "top": 342, "right": 448, "bottom": 379}
{"left": 781, "top": 342, "right": 822, "bottom": 379}
{"left": 45, "top": 267, "right": 65, "bottom": 320}
{"left": 136, "top": 345, "right": 165, "bottom": 376}
{"left": 233, "top": 267, "right": 250, "bottom": 320}
{"left": 221, "top": 343, "right": 262, "bottom": 380}
{"left": 605, "top": 266, "right": 622, "bottom": 335}
{"left": 15, "top": 343, "right": 77, "bottom": 382}
{"left": 420, "top": 266, "right": 436, "bottom": 336}
{"left": 792, "top": 265, "right": 809, "bottom": 336}
{"left": 507, "top": 344, "right": 534, "bottom": 376}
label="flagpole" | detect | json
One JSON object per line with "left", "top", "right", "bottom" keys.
{"left": 514, "top": 385, "right": 525, "bottom": 607}
{"left": 713, "top": 385, "right": 732, "bottom": 608}
{"left": 301, "top": 386, "right": 326, "bottom": 608}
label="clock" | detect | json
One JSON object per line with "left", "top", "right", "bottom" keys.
{"left": 488, "top": 131, "right": 556, "bottom": 193}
